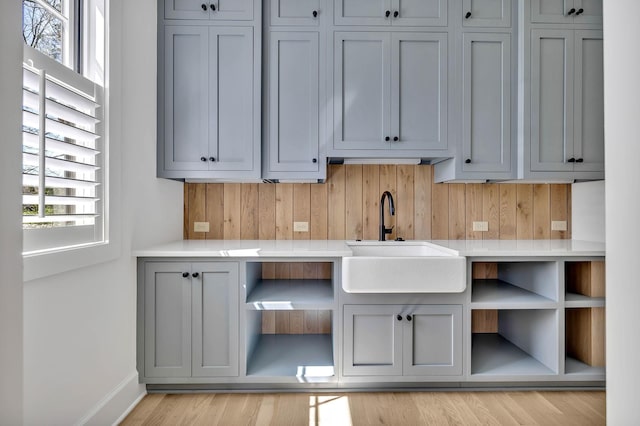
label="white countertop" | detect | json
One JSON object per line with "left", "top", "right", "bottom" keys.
{"left": 135, "top": 239, "right": 605, "bottom": 258}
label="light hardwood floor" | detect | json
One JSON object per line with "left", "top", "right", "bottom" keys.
{"left": 120, "top": 391, "right": 605, "bottom": 425}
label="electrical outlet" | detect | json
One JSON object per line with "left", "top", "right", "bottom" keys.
{"left": 293, "top": 221, "right": 309, "bottom": 232}
{"left": 472, "top": 221, "right": 489, "bottom": 232}
{"left": 194, "top": 222, "right": 210, "bottom": 233}
{"left": 551, "top": 221, "right": 567, "bottom": 231}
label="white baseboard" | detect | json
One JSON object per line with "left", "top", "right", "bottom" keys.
{"left": 75, "top": 371, "right": 146, "bottom": 426}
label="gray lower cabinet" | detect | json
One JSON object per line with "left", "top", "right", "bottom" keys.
{"left": 527, "top": 29, "right": 603, "bottom": 178}
{"left": 343, "top": 305, "right": 462, "bottom": 376}
{"left": 159, "top": 25, "right": 260, "bottom": 180}
{"left": 530, "top": 0, "right": 602, "bottom": 25}
{"left": 332, "top": 31, "right": 448, "bottom": 157}
{"left": 270, "top": 0, "right": 320, "bottom": 26}
{"left": 462, "top": 0, "right": 511, "bottom": 28}
{"left": 164, "top": 0, "right": 254, "bottom": 21}
{"left": 334, "top": 0, "right": 448, "bottom": 27}
{"left": 264, "top": 31, "right": 323, "bottom": 180}
{"left": 143, "top": 261, "right": 239, "bottom": 379}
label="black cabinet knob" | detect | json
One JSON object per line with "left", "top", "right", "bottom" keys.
{"left": 576, "top": 158, "right": 584, "bottom": 163}
{"left": 385, "top": 10, "right": 391, "bottom": 17}
{"left": 576, "top": 8, "right": 584, "bottom": 15}
{"left": 312, "top": 10, "right": 318, "bottom": 17}
{"left": 567, "top": 157, "right": 576, "bottom": 163}
{"left": 465, "top": 11, "right": 472, "bottom": 19}
{"left": 210, "top": 3, "right": 216, "bottom": 11}
{"left": 465, "top": 158, "right": 471, "bottom": 164}
{"left": 406, "top": 315, "right": 412, "bottom": 321}
{"left": 567, "top": 8, "right": 576, "bottom": 15}
{"left": 209, "top": 157, "right": 216, "bottom": 162}
{"left": 385, "top": 136, "right": 390, "bottom": 141}
{"left": 200, "top": 156, "right": 207, "bottom": 162}
{"left": 397, "top": 314, "right": 402, "bottom": 321}
{"left": 182, "top": 272, "right": 189, "bottom": 278}
{"left": 393, "top": 136, "right": 399, "bottom": 141}
{"left": 312, "top": 158, "right": 317, "bottom": 163}
{"left": 192, "top": 272, "right": 199, "bottom": 278}
{"left": 393, "top": 10, "right": 399, "bottom": 18}
{"left": 201, "top": 3, "right": 207, "bottom": 11}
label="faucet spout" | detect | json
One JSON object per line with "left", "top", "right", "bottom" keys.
{"left": 379, "top": 191, "right": 395, "bottom": 241}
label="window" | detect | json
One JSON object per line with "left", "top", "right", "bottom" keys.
{"left": 22, "top": 0, "right": 108, "bottom": 258}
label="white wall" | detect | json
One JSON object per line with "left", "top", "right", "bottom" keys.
{"left": 571, "top": 181, "right": 605, "bottom": 243}
{"left": 0, "top": 1, "right": 24, "bottom": 424}
{"left": 21, "top": 0, "right": 183, "bottom": 424}
{"left": 603, "top": 0, "right": 640, "bottom": 423}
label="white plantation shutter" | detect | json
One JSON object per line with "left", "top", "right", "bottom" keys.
{"left": 22, "top": 45, "right": 104, "bottom": 253}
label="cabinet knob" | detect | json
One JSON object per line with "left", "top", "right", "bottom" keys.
{"left": 396, "top": 314, "right": 402, "bottom": 321}
{"left": 209, "top": 157, "right": 216, "bottom": 162}
{"left": 385, "top": 136, "right": 390, "bottom": 142}
{"left": 182, "top": 272, "right": 189, "bottom": 278}
{"left": 385, "top": 10, "right": 391, "bottom": 18}
{"left": 393, "top": 136, "right": 399, "bottom": 142}
{"left": 312, "top": 10, "right": 318, "bottom": 17}
{"left": 575, "top": 8, "right": 584, "bottom": 15}
{"left": 210, "top": 3, "right": 216, "bottom": 11}
{"left": 567, "top": 157, "right": 576, "bottom": 163}
{"left": 200, "top": 156, "right": 207, "bottom": 162}
{"left": 465, "top": 11, "right": 472, "bottom": 19}
{"left": 406, "top": 315, "right": 412, "bottom": 321}
{"left": 393, "top": 10, "right": 399, "bottom": 18}
{"left": 312, "top": 158, "right": 317, "bottom": 163}
{"left": 192, "top": 272, "right": 200, "bottom": 278}
{"left": 576, "top": 158, "right": 584, "bottom": 163}
{"left": 201, "top": 3, "right": 207, "bottom": 11}
{"left": 567, "top": 8, "right": 576, "bottom": 15}
{"left": 465, "top": 158, "right": 471, "bottom": 164}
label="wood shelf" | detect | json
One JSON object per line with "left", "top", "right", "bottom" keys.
{"left": 565, "top": 292, "right": 605, "bottom": 308}
{"left": 246, "top": 334, "right": 334, "bottom": 377}
{"left": 471, "top": 334, "right": 556, "bottom": 376}
{"left": 471, "top": 279, "right": 557, "bottom": 308}
{"left": 246, "top": 279, "right": 333, "bottom": 310}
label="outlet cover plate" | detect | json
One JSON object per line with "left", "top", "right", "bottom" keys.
{"left": 294, "top": 221, "right": 309, "bottom": 232}
{"left": 472, "top": 221, "right": 489, "bottom": 232}
{"left": 551, "top": 221, "right": 567, "bottom": 231}
{"left": 194, "top": 222, "right": 210, "bottom": 233}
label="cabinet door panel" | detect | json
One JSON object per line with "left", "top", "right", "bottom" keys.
{"left": 573, "top": 0, "right": 602, "bottom": 24}
{"left": 214, "top": 0, "right": 254, "bottom": 20}
{"left": 574, "top": 31, "right": 604, "bottom": 172}
{"left": 144, "top": 263, "right": 192, "bottom": 378}
{"left": 393, "top": 0, "right": 448, "bottom": 26}
{"left": 530, "top": 30, "right": 574, "bottom": 172}
{"left": 462, "top": 0, "right": 511, "bottom": 28}
{"left": 210, "top": 27, "right": 255, "bottom": 171}
{"left": 391, "top": 33, "right": 447, "bottom": 151}
{"left": 165, "top": 0, "right": 211, "bottom": 20}
{"left": 192, "top": 262, "right": 239, "bottom": 377}
{"left": 334, "top": 33, "right": 391, "bottom": 151}
{"left": 269, "top": 33, "right": 319, "bottom": 172}
{"left": 271, "top": 0, "right": 320, "bottom": 25}
{"left": 462, "top": 33, "right": 511, "bottom": 173}
{"left": 343, "top": 305, "right": 402, "bottom": 376}
{"left": 530, "top": 0, "right": 571, "bottom": 24}
{"left": 404, "top": 305, "right": 462, "bottom": 376}
{"left": 335, "top": 0, "right": 391, "bottom": 26}
{"left": 164, "top": 26, "right": 209, "bottom": 171}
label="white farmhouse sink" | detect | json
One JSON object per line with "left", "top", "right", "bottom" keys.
{"left": 342, "top": 241, "right": 466, "bottom": 293}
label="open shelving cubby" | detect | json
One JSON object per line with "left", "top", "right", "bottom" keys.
{"left": 244, "top": 261, "right": 336, "bottom": 380}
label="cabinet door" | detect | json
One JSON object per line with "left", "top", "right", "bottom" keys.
{"left": 163, "top": 26, "right": 210, "bottom": 171}
{"left": 462, "top": 0, "right": 511, "bottom": 28}
{"left": 392, "top": 0, "right": 448, "bottom": 26}
{"left": 573, "top": 0, "right": 602, "bottom": 24}
{"left": 391, "top": 32, "right": 448, "bottom": 151}
{"left": 209, "top": 27, "right": 256, "bottom": 172}
{"left": 271, "top": 0, "right": 320, "bottom": 26}
{"left": 343, "top": 305, "right": 402, "bottom": 376}
{"left": 573, "top": 30, "right": 604, "bottom": 172}
{"left": 192, "top": 262, "right": 239, "bottom": 377}
{"left": 213, "top": 0, "right": 254, "bottom": 21}
{"left": 268, "top": 32, "right": 320, "bottom": 173}
{"left": 530, "top": 30, "right": 574, "bottom": 172}
{"left": 335, "top": 0, "right": 391, "bottom": 26}
{"left": 144, "top": 262, "right": 192, "bottom": 378}
{"left": 530, "top": 0, "right": 572, "bottom": 24}
{"left": 403, "top": 305, "right": 462, "bottom": 376}
{"left": 165, "top": 0, "right": 212, "bottom": 20}
{"left": 461, "top": 33, "right": 512, "bottom": 173}
{"left": 334, "top": 32, "right": 391, "bottom": 151}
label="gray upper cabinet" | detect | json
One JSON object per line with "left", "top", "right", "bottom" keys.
{"left": 530, "top": 0, "right": 602, "bottom": 25}
{"left": 265, "top": 32, "right": 322, "bottom": 178}
{"left": 461, "top": 33, "right": 512, "bottom": 174}
{"left": 335, "top": 0, "right": 448, "bottom": 26}
{"left": 343, "top": 305, "right": 462, "bottom": 377}
{"left": 462, "top": 0, "right": 511, "bottom": 28}
{"left": 270, "top": 0, "right": 321, "bottom": 26}
{"left": 165, "top": 0, "right": 254, "bottom": 20}
{"left": 160, "top": 25, "right": 260, "bottom": 179}
{"left": 333, "top": 32, "right": 448, "bottom": 155}
{"left": 529, "top": 29, "right": 603, "bottom": 175}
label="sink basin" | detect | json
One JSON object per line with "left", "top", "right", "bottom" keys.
{"left": 342, "top": 241, "right": 466, "bottom": 293}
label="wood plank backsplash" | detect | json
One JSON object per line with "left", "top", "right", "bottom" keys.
{"left": 183, "top": 164, "right": 572, "bottom": 241}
